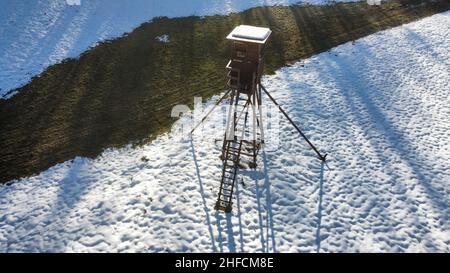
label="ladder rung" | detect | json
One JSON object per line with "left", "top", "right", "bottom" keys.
{"left": 222, "top": 180, "right": 235, "bottom": 185}
{"left": 239, "top": 151, "right": 253, "bottom": 157}
{"left": 220, "top": 194, "right": 232, "bottom": 199}
{"left": 226, "top": 150, "right": 239, "bottom": 155}
{"left": 229, "top": 149, "right": 251, "bottom": 157}
{"left": 227, "top": 148, "right": 240, "bottom": 153}
{"left": 229, "top": 155, "right": 241, "bottom": 162}
{"left": 219, "top": 195, "right": 231, "bottom": 201}
{"left": 223, "top": 172, "right": 234, "bottom": 178}
{"left": 224, "top": 163, "right": 237, "bottom": 169}
{"left": 225, "top": 150, "right": 239, "bottom": 156}
{"left": 224, "top": 176, "right": 235, "bottom": 181}
{"left": 222, "top": 177, "right": 234, "bottom": 182}
{"left": 222, "top": 174, "right": 234, "bottom": 179}
{"left": 220, "top": 186, "right": 233, "bottom": 192}
{"left": 222, "top": 175, "right": 235, "bottom": 181}
{"left": 228, "top": 150, "right": 250, "bottom": 157}
{"left": 224, "top": 157, "right": 237, "bottom": 163}
{"left": 221, "top": 185, "right": 233, "bottom": 190}
{"left": 220, "top": 188, "right": 232, "bottom": 194}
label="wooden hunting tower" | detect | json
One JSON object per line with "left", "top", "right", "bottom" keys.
{"left": 214, "top": 25, "right": 272, "bottom": 212}
{"left": 191, "top": 25, "right": 326, "bottom": 213}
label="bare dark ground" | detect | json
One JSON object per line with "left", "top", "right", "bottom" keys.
{"left": 1, "top": 0, "right": 449, "bottom": 183}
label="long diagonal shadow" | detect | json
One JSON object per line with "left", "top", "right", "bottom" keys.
{"left": 323, "top": 54, "right": 449, "bottom": 225}
{"left": 189, "top": 139, "right": 217, "bottom": 252}
{"left": 214, "top": 211, "right": 237, "bottom": 253}
{"left": 234, "top": 177, "right": 245, "bottom": 252}
{"left": 261, "top": 151, "right": 276, "bottom": 253}
{"left": 315, "top": 161, "right": 325, "bottom": 253}
{"left": 215, "top": 211, "right": 224, "bottom": 253}
{"left": 255, "top": 171, "right": 267, "bottom": 252}
{"left": 225, "top": 213, "right": 236, "bottom": 252}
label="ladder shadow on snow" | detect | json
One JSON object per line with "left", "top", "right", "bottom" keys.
{"left": 215, "top": 211, "right": 237, "bottom": 253}
{"left": 190, "top": 130, "right": 277, "bottom": 252}
{"left": 211, "top": 150, "right": 278, "bottom": 253}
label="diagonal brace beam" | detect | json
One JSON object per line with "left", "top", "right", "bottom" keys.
{"left": 261, "top": 84, "right": 327, "bottom": 162}
{"left": 190, "top": 90, "right": 232, "bottom": 135}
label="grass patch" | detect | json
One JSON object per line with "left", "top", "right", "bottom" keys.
{"left": 0, "top": 0, "right": 449, "bottom": 183}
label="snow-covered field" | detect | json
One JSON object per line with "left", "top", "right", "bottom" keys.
{"left": 0, "top": 0, "right": 359, "bottom": 98}
{"left": 1, "top": 11, "right": 449, "bottom": 253}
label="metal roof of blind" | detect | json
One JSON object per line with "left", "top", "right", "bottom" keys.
{"left": 227, "top": 25, "right": 272, "bottom": 44}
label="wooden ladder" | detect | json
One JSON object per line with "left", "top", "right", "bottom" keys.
{"left": 215, "top": 92, "right": 250, "bottom": 212}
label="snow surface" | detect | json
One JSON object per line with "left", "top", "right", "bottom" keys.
{"left": 1, "top": 11, "right": 450, "bottom": 252}
{"left": 0, "top": 0, "right": 359, "bottom": 98}
{"left": 155, "top": 34, "right": 170, "bottom": 43}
